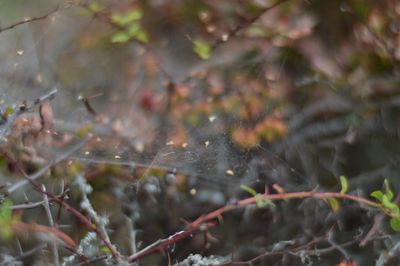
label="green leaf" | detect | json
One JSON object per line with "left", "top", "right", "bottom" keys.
{"left": 0, "top": 199, "right": 12, "bottom": 223}
{"left": 340, "top": 175, "right": 348, "bottom": 194}
{"left": 127, "top": 23, "right": 140, "bottom": 36}
{"left": 111, "top": 32, "right": 131, "bottom": 43}
{"left": 111, "top": 9, "right": 143, "bottom": 26}
{"left": 327, "top": 198, "right": 340, "bottom": 212}
{"left": 100, "top": 245, "right": 111, "bottom": 254}
{"left": 88, "top": 2, "right": 104, "bottom": 13}
{"left": 391, "top": 205, "right": 400, "bottom": 216}
{"left": 135, "top": 31, "right": 149, "bottom": 43}
{"left": 390, "top": 217, "right": 400, "bottom": 231}
{"left": 382, "top": 195, "right": 398, "bottom": 211}
{"left": 384, "top": 179, "right": 394, "bottom": 201}
{"left": 255, "top": 194, "right": 275, "bottom": 208}
{"left": 4, "top": 106, "right": 14, "bottom": 116}
{"left": 241, "top": 185, "right": 257, "bottom": 196}
{"left": 0, "top": 199, "right": 13, "bottom": 240}
{"left": 125, "top": 9, "right": 143, "bottom": 21}
{"left": 193, "top": 39, "right": 211, "bottom": 60}
{"left": 370, "top": 191, "right": 384, "bottom": 202}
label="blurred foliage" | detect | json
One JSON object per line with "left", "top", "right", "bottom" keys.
{"left": 0, "top": 0, "right": 399, "bottom": 265}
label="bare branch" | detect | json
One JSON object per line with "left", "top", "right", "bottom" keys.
{"left": 42, "top": 185, "right": 60, "bottom": 266}
{"left": 0, "top": 6, "right": 59, "bottom": 33}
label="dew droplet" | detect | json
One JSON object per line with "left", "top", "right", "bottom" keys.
{"left": 16, "top": 50, "right": 24, "bottom": 55}
{"left": 190, "top": 188, "right": 197, "bottom": 195}
{"left": 205, "top": 140, "right": 210, "bottom": 147}
{"left": 226, "top": 169, "right": 234, "bottom": 176}
{"left": 209, "top": 115, "right": 216, "bottom": 122}
{"left": 206, "top": 25, "right": 216, "bottom": 33}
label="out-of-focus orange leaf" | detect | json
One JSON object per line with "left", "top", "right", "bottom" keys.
{"left": 168, "top": 126, "right": 187, "bottom": 147}
{"left": 336, "top": 260, "right": 356, "bottom": 266}
{"left": 255, "top": 116, "right": 287, "bottom": 142}
{"left": 13, "top": 222, "right": 76, "bottom": 248}
{"left": 232, "top": 127, "right": 259, "bottom": 149}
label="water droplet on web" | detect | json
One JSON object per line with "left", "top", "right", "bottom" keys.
{"left": 209, "top": 115, "right": 216, "bottom": 122}
{"left": 182, "top": 142, "right": 188, "bottom": 148}
{"left": 199, "top": 11, "right": 210, "bottom": 22}
{"left": 85, "top": 151, "right": 90, "bottom": 155}
{"left": 205, "top": 140, "right": 210, "bottom": 147}
{"left": 114, "top": 155, "right": 121, "bottom": 159}
{"left": 221, "top": 34, "right": 229, "bottom": 42}
{"left": 166, "top": 140, "right": 174, "bottom": 146}
{"left": 226, "top": 169, "right": 234, "bottom": 176}
{"left": 206, "top": 25, "right": 216, "bottom": 33}
{"left": 16, "top": 50, "right": 24, "bottom": 55}
{"left": 190, "top": 188, "right": 197, "bottom": 195}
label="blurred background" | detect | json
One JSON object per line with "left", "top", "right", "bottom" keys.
{"left": 0, "top": 0, "right": 399, "bottom": 265}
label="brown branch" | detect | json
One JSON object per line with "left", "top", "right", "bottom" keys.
{"left": 128, "top": 190, "right": 383, "bottom": 263}
{"left": 128, "top": 223, "right": 215, "bottom": 262}
{"left": 3, "top": 136, "right": 120, "bottom": 260}
{"left": 13, "top": 221, "right": 76, "bottom": 248}
{"left": 360, "top": 195, "right": 400, "bottom": 246}
{"left": 210, "top": 0, "right": 290, "bottom": 50}
{"left": 0, "top": 6, "right": 59, "bottom": 33}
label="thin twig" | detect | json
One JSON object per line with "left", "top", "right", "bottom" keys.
{"left": 0, "top": 6, "right": 59, "bottom": 33}
{"left": 128, "top": 223, "right": 214, "bottom": 262}
{"left": 42, "top": 185, "right": 60, "bottom": 266}
{"left": 128, "top": 190, "right": 383, "bottom": 263}
{"left": 210, "top": 0, "right": 289, "bottom": 50}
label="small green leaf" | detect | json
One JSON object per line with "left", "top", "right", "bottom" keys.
{"left": 111, "top": 9, "right": 143, "bottom": 26}
{"left": 327, "top": 198, "right": 340, "bottom": 212}
{"left": 193, "top": 39, "right": 211, "bottom": 60}
{"left": 88, "top": 2, "right": 104, "bottom": 13}
{"left": 390, "top": 217, "right": 400, "bottom": 231}
{"left": 382, "top": 195, "right": 398, "bottom": 211}
{"left": 100, "top": 245, "right": 111, "bottom": 254}
{"left": 384, "top": 179, "right": 394, "bottom": 201}
{"left": 391, "top": 205, "right": 400, "bottom": 216}
{"left": 241, "top": 185, "right": 257, "bottom": 196}
{"left": 111, "top": 32, "right": 131, "bottom": 43}
{"left": 340, "top": 175, "right": 348, "bottom": 194}
{"left": 255, "top": 194, "right": 275, "bottom": 208}
{"left": 127, "top": 23, "right": 140, "bottom": 36}
{"left": 0, "top": 199, "right": 12, "bottom": 223}
{"left": 76, "top": 123, "right": 93, "bottom": 137}
{"left": 135, "top": 31, "right": 149, "bottom": 43}
{"left": 0, "top": 199, "right": 13, "bottom": 239}
{"left": 370, "top": 191, "right": 384, "bottom": 202}
{"left": 4, "top": 106, "right": 14, "bottom": 116}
